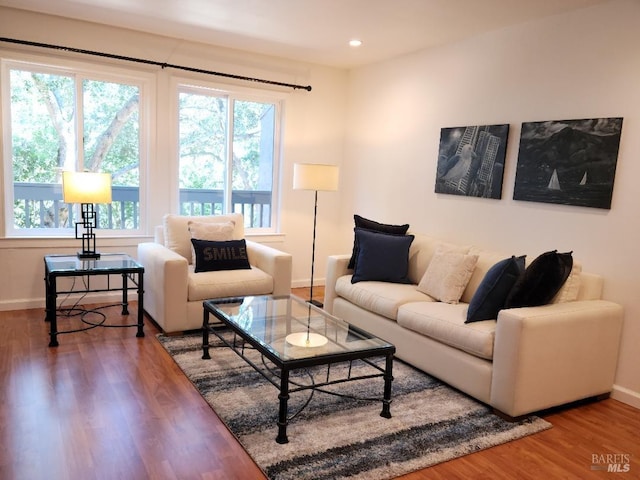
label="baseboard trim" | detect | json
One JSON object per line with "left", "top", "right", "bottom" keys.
{"left": 292, "top": 278, "right": 326, "bottom": 289}
{"left": 611, "top": 384, "right": 640, "bottom": 409}
{"left": 0, "top": 292, "right": 130, "bottom": 312}
{"left": 0, "top": 298, "right": 43, "bottom": 312}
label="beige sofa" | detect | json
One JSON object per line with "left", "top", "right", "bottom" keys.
{"left": 138, "top": 213, "right": 292, "bottom": 333}
{"left": 324, "top": 232, "right": 624, "bottom": 419}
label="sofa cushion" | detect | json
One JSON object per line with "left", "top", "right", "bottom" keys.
{"left": 466, "top": 255, "right": 526, "bottom": 323}
{"left": 348, "top": 215, "right": 410, "bottom": 269}
{"left": 397, "top": 302, "right": 496, "bottom": 360}
{"left": 336, "top": 275, "right": 432, "bottom": 320}
{"left": 187, "top": 266, "right": 273, "bottom": 301}
{"left": 552, "top": 260, "right": 582, "bottom": 303}
{"left": 505, "top": 250, "right": 573, "bottom": 308}
{"left": 191, "top": 238, "right": 251, "bottom": 273}
{"left": 351, "top": 228, "right": 414, "bottom": 284}
{"left": 417, "top": 248, "right": 478, "bottom": 304}
{"left": 407, "top": 235, "right": 472, "bottom": 285}
{"left": 163, "top": 213, "right": 244, "bottom": 261}
{"left": 461, "top": 248, "right": 514, "bottom": 304}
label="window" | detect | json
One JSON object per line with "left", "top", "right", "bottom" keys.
{"left": 1, "top": 57, "right": 283, "bottom": 238}
{"left": 177, "top": 84, "right": 282, "bottom": 231}
{"left": 2, "top": 59, "right": 146, "bottom": 236}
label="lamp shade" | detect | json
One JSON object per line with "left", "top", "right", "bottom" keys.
{"left": 293, "top": 163, "right": 339, "bottom": 191}
{"left": 62, "top": 171, "right": 112, "bottom": 204}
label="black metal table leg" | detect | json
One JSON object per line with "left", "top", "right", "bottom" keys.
{"left": 380, "top": 353, "right": 393, "bottom": 418}
{"left": 276, "top": 369, "right": 290, "bottom": 444}
{"left": 136, "top": 272, "right": 144, "bottom": 337}
{"left": 46, "top": 274, "right": 59, "bottom": 347}
{"left": 121, "top": 272, "right": 129, "bottom": 315}
{"left": 202, "top": 308, "right": 211, "bottom": 360}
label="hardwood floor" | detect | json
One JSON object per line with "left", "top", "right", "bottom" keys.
{"left": 0, "top": 288, "right": 638, "bottom": 479}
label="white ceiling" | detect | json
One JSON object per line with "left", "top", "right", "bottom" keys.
{"left": 0, "top": 0, "right": 609, "bottom": 68}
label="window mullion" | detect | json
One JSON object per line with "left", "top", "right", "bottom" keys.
{"left": 225, "top": 97, "right": 235, "bottom": 214}
{"left": 75, "top": 75, "right": 84, "bottom": 171}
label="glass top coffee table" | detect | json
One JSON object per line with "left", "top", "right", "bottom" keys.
{"left": 202, "top": 294, "right": 395, "bottom": 444}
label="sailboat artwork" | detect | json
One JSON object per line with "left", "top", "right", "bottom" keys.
{"left": 547, "top": 169, "right": 561, "bottom": 190}
{"left": 580, "top": 171, "right": 587, "bottom": 185}
{"left": 513, "top": 117, "right": 623, "bottom": 209}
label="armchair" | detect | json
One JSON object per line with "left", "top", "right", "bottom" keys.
{"left": 137, "top": 213, "right": 292, "bottom": 333}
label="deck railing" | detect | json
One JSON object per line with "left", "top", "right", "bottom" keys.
{"left": 13, "top": 182, "right": 272, "bottom": 230}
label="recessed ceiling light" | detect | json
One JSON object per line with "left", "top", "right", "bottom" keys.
{"left": 349, "top": 39, "right": 362, "bottom": 47}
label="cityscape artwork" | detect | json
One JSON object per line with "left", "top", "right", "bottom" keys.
{"left": 513, "top": 117, "right": 623, "bottom": 209}
{"left": 435, "top": 124, "right": 509, "bottom": 199}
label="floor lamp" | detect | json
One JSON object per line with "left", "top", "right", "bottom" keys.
{"left": 293, "top": 163, "right": 339, "bottom": 308}
{"left": 62, "top": 171, "right": 112, "bottom": 259}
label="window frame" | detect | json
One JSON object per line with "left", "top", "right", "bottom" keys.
{"left": 172, "top": 77, "right": 286, "bottom": 234}
{"left": 1, "top": 54, "right": 153, "bottom": 238}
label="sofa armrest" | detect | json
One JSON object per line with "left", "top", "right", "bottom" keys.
{"left": 246, "top": 240, "right": 292, "bottom": 296}
{"left": 323, "top": 254, "right": 352, "bottom": 314}
{"left": 491, "top": 299, "right": 623, "bottom": 417}
{"left": 137, "top": 242, "right": 189, "bottom": 332}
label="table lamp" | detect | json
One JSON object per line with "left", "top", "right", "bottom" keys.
{"left": 62, "top": 171, "right": 112, "bottom": 259}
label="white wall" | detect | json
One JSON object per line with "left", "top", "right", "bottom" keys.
{"left": 0, "top": 7, "right": 348, "bottom": 308}
{"left": 343, "top": 0, "right": 640, "bottom": 407}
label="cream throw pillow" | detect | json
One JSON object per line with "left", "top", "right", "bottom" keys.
{"left": 188, "top": 221, "right": 235, "bottom": 265}
{"left": 552, "top": 260, "right": 582, "bottom": 303}
{"left": 417, "top": 250, "right": 479, "bottom": 304}
{"left": 162, "top": 213, "right": 245, "bottom": 260}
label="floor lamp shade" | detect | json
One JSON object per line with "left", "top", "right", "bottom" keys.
{"left": 293, "top": 163, "right": 339, "bottom": 192}
{"left": 62, "top": 171, "right": 112, "bottom": 259}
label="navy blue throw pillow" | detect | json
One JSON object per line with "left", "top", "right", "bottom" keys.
{"left": 505, "top": 250, "right": 573, "bottom": 308}
{"left": 466, "top": 255, "right": 526, "bottom": 323}
{"left": 191, "top": 238, "right": 251, "bottom": 273}
{"left": 348, "top": 215, "right": 410, "bottom": 269}
{"left": 351, "top": 228, "right": 414, "bottom": 284}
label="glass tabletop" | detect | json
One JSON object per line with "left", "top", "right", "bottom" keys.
{"left": 204, "top": 295, "right": 394, "bottom": 362}
{"left": 44, "top": 253, "right": 143, "bottom": 274}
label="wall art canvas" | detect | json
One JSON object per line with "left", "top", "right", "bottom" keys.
{"left": 435, "top": 124, "right": 509, "bottom": 199}
{"left": 513, "top": 117, "right": 623, "bottom": 209}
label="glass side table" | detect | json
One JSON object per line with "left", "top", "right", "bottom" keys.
{"left": 44, "top": 253, "right": 145, "bottom": 347}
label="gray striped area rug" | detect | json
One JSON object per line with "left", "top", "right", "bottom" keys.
{"left": 157, "top": 332, "right": 551, "bottom": 480}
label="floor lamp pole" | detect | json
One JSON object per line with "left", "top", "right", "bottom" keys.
{"left": 308, "top": 189, "right": 322, "bottom": 307}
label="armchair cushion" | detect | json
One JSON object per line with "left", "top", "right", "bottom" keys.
{"left": 187, "top": 267, "right": 273, "bottom": 301}
{"left": 163, "top": 213, "right": 244, "bottom": 262}
{"left": 191, "top": 238, "right": 251, "bottom": 273}
{"left": 188, "top": 220, "right": 235, "bottom": 264}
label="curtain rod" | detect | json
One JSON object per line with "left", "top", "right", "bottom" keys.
{"left": 0, "top": 37, "right": 312, "bottom": 91}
